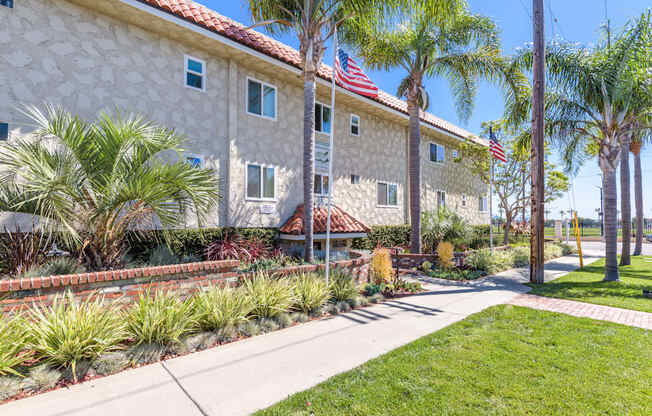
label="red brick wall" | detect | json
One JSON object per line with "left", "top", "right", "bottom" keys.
{"left": 0, "top": 252, "right": 371, "bottom": 313}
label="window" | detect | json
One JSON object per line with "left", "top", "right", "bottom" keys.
{"left": 1, "top": 0, "right": 13, "bottom": 8}
{"left": 350, "top": 174, "right": 360, "bottom": 184}
{"left": 461, "top": 194, "right": 467, "bottom": 207}
{"left": 377, "top": 182, "right": 398, "bottom": 207}
{"left": 0, "top": 123, "right": 7, "bottom": 141}
{"left": 185, "top": 154, "right": 203, "bottom": 168}
{"left": 314, "top": 174, "right": 329, "bottom": 195}
{"left": 479, "top": 196, "right": 488, "bottom": 212}
{"left": 429, "top": 143, "right": 445, "bottom": 163}
{"left": 315, "top": 102, "right": 331, "bottom": 133}
{"left": 246, "top": 163, "right": 275, "bottom": 200}
{"left": 247, "top": 78, "right": 276, "bottom": 119}
{"left": 437, "top": 190, "right": 446, "bottom": 209}
{"left": 184, "top": 55, "right": 205, "bottom": 91}
{"left": 350, "top": 114, "right": 360, "bottom": 136}
{"left": 452, "top": 149, "right": 459, "bottom": 159}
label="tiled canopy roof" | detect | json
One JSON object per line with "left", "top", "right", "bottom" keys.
{"left": 280, "top": 204, "right": 370, "bottom": 235}
{"left": 137, "top": 0, "right": 486, "bottom": 145}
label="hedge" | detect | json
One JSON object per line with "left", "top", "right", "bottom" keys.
{"left": 0, "top": 227, "right": 278, "bottom": 267}
{"left": 352, "top": 225, "right": 411, "bottom": 250}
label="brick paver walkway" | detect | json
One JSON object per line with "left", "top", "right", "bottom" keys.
{"left": 509, "top": 294, "right": 652, "bottom": 330}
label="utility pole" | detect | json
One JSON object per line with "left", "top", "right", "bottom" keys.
{"left": 530, "top": 0, "right": 545, "bottom": 284}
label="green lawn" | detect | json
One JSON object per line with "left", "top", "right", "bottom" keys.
{"left": 544, "top": 227, "right": 603, "bottom": 237}
{"left": 256, "top": 306, "right": 651, "bottom": 415}
{"left": 528, "top": 256, "right": 652, "bottom": 313}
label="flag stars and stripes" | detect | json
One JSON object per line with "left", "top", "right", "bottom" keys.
{"left": 335, "top": 49, "right": 379, "bottom": 98}
{"left": 490, "top": 138, "right": 507, "bottom": 163}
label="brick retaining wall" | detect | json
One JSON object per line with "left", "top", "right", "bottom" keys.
{"left": 0, "top": 251, "right": 371, "bottom": 313}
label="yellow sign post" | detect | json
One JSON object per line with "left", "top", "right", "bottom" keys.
{"left": 573, "top": 212, "right": 584, "bottom": 268}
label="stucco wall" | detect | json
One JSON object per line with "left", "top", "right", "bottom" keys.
{"left": 421, "top": 132, "right": 490, "bottom": 225}
{"left": 0, "top": 0, "right": 488, "bottom": 231}
{"left": 0, "top": 0, "right": 228, "bottom": 227}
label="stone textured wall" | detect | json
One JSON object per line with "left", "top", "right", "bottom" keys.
{"left": 0, "top": 0, "right": 488, "bottom": 231}
{"left": 421, "top": 132, "right": 490, "bottom": 225}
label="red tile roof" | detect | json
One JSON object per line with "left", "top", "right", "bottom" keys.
{"left": 280, "top": 204, "right": 370, "bottom": 235}
{"left": 137, "top": 0, "right": 486, "bottom": 145}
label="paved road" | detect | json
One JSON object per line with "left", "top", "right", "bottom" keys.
{"left": 0, "top": 252, "right": 613, "bottom": 416}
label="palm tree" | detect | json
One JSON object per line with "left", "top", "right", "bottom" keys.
{"left": 631, "top": 137, "right": 646, "bottom": 255}
{"left": 620, "top": 133, "right": 632, "bottom": 265}
{"left": 246, "top": 0, "right": 458, "bottom": 262}
{"left": 513, "top": 12, "right": 652, "bottom": 281}
{"left": 0, "top": 106, "right": 221, "bottom": 270}
{"left": 345, "top": 7, "right": 527, "bottom": 253}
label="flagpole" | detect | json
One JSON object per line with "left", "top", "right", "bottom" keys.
{"left": 489, "top": 127, "right": 494, "bottom": 254}
{"left": 324, "top": 26, "right": 337, "bottom": 285}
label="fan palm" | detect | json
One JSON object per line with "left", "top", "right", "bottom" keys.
{"left": 0, "top": 106, "right": 221, "bottom": 270}
{"left": 344, "top": 8, "right": 528, "bottom": 253}
{"left": 246, "top": 0, "right": 461, "bottom": 262}
{"left": 513, "top": 12, "right": 652, "bottom": 281}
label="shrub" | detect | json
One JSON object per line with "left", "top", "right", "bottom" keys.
{"left": 24, "top": 257, "right": 86, "bottom": 278}
{"left": 27, "top": 364, "right": 62, "bottom": 391}
{"left": 370, "top": 248, "right": 393, "bottom": 284}
{"left": 351, "top": 225, "right": 411, "bottom": 250}
{"left": 259, "top": 318, "right": 280, "bottom": 333}
{"left": 205, "top": 232, "right": 271, "bottom": 263}
{"left": 293, "top": 273, "right": 330, "bottom": 314}
{"left": 466, "top": 249, "right": 514, "bottom": 275}
{"left": 511, "top": 246, "right": 530, "bottom": 267}
{"left": 290, "top": 312, "right": 310, "bottom": 323}
{"left": 363, "top": 283, "right": 384, "bottom": 297}
{"left": 193, "top": 286, "right": 253, "bottom": 332}
{"left": 238, "top": 320, "right": 261, "bottom": 337}
{"left": 436, "top": 242, "right": 455, "bottom": 269}
{"left": 0, "top": 313, "right": 31, "bottom": 376}
{"left": 124, "top": 291, "right": 197, "bottom": 347}
{"left": 0, "top": 227, "right": 48, "bottom": 276}
{"left": 544, "top": 243, "right": 563, "bottom": 261}
{"left": 329, "top": 269, "right": 359, "bottom": 302}
{"left": 559, "top": 243, "right": 576, "bottom": 256}
{"left": 26, "top": 292, "right": 125, "bottom": 381}
{"left": 421, "top": 261, "right": 433, "bottom": 272}
{"left": 243, "top": 273, "right": 294, "bottom": 319}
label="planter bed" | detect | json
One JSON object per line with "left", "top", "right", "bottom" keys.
{"left": 0, "top": 280, "right": 420, "bottom": 406}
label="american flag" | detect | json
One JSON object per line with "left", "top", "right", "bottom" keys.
{"left": 489, "top": 129, "right": 507, "bottom": 163}
{"left": 335, "top": 49, "right": 379, "bottom": 98}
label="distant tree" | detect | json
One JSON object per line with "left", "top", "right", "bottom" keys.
{"left": 461, "top": 123, "right": 569, "bottom": 245}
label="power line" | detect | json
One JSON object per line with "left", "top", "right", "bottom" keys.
{"left": 518, "top": 0, "right": 532, "bottom": 20}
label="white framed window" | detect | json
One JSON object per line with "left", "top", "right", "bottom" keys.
{"left": 0, "top": 122, "right": 8, "bottom": 141}
{"left": 314, "top": 174, "right": 329, "bottom": 195}
{"left": 185, "top": 153, "right": 204, "bottom": 168}
{"left": 246, "top": 163, "right": 276, "bottom": 201}
{"left": 437, "top": 190, "right": 446, "bottom": 209}
{"left": 429, "top": 143, "right": 445, "bottom": 163}
{"left": 350, "top": 114, "right": 360, "bottom": 136}
{"left": 351, "top": 174, "right": 360, "bottom": 184}
{"left": 461, "top": 194, "right": 467, "bottom": 207}
{"left": 479, "top": 196, "right": 488, "bottom": 212}
{"left": 315, "top": 102, "right": 331, "bottom": 133}
{"left": 247, "top": 77, "right": 277, "bottom": 119}
{"left": 377, "top": 182, "right": 398, "bottom": 207}
{"left": 184, "top": 55, "right": 205, "bottom": 91}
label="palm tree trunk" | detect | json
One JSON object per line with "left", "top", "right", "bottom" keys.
{"left": 303, "top": 70, "right": 316, "bottom": 263}
{"left": 602, "top": 166, "right": 620, "bottom": 281}
{"left": 632, "top": 143, "right": 644, "bottom": 255}
{"left": 619, "top": 136, "right": 631, "bottom": 265}
{"left": 407, "top": 96, "right": 421, "bottom": 253}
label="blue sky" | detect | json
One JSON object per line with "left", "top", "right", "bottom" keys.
{"left": 197, "top": 0, "right": 651, "bottom": 220}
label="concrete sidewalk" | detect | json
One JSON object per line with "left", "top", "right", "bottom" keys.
{"left": 1, "top": 253, "right": 599, "bottom": 416}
